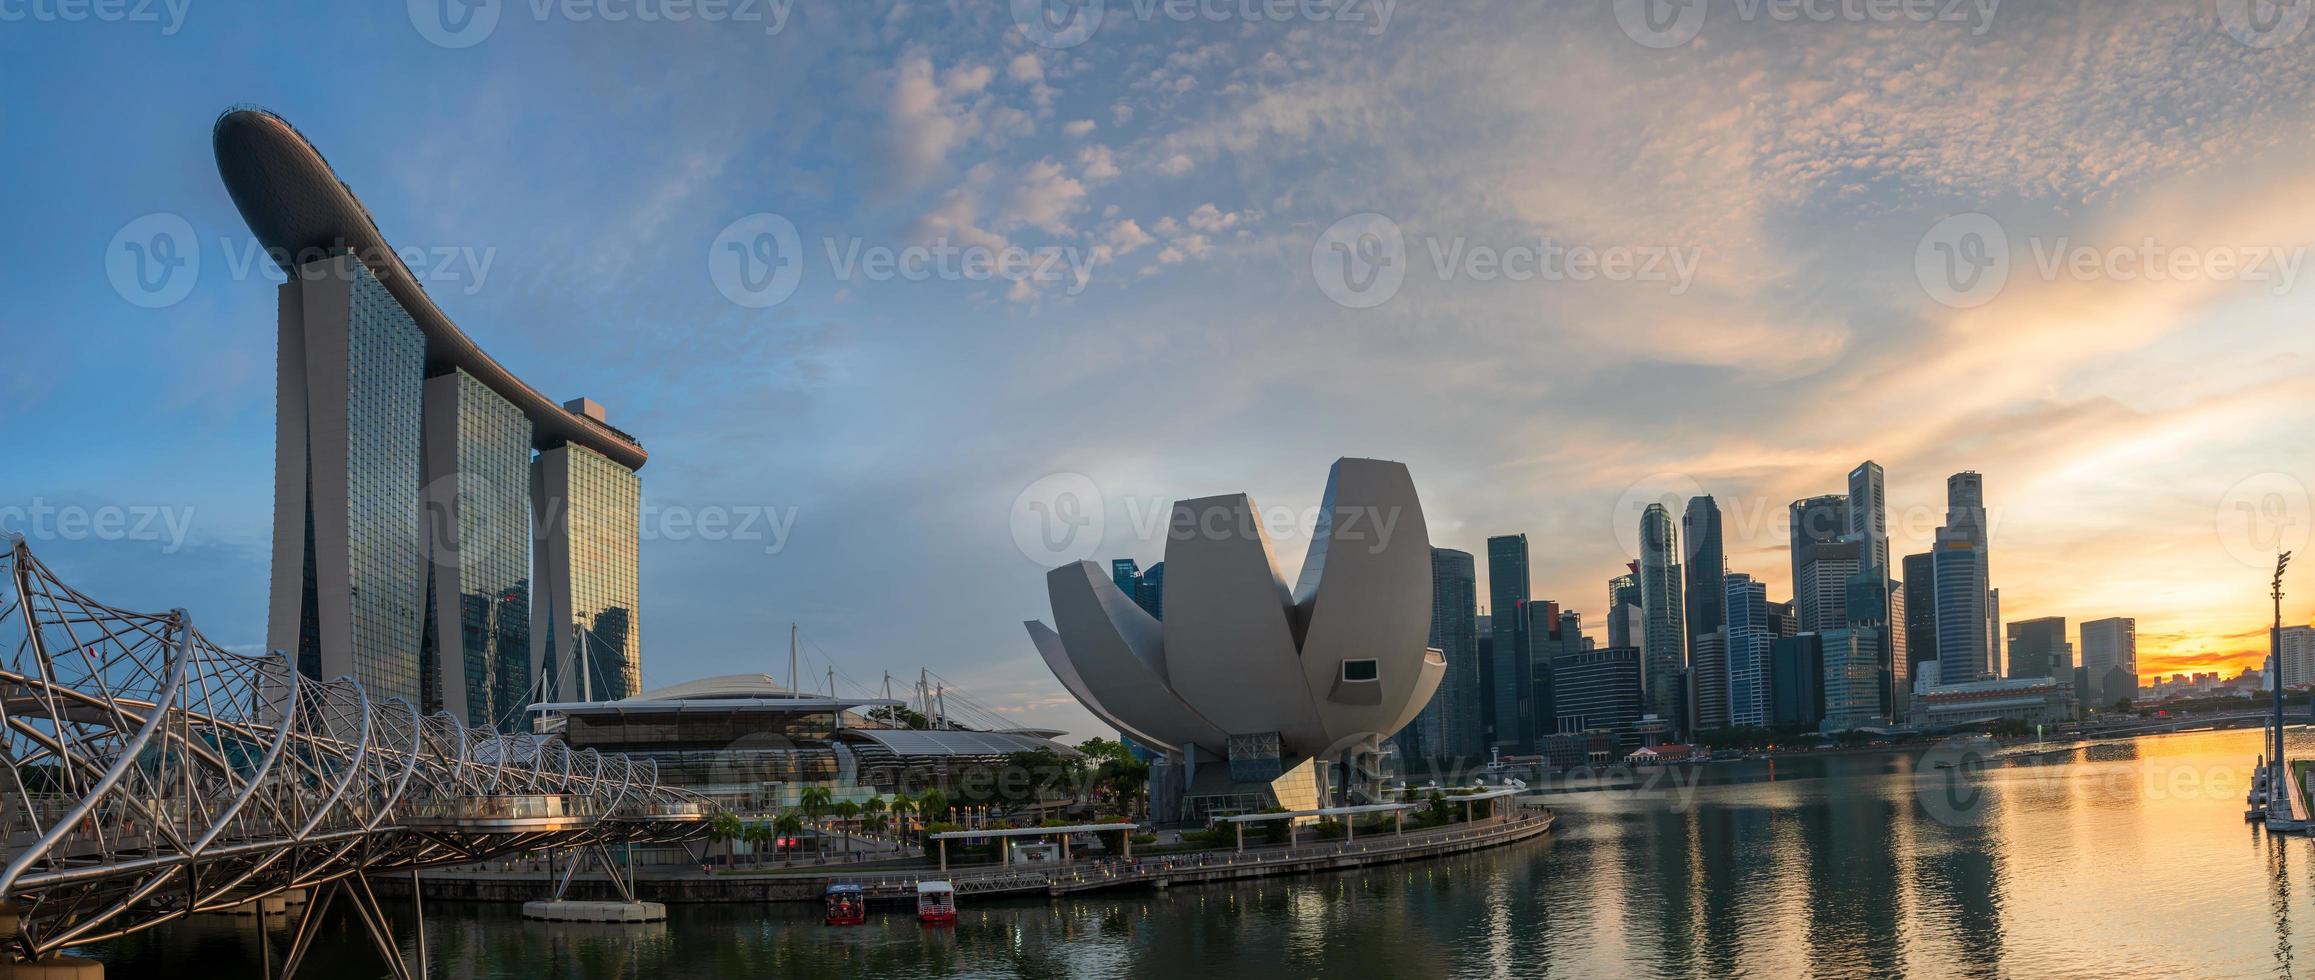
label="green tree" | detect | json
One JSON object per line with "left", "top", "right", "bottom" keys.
{"left": 889, "top": 794, "right": 916, "bottom": 831}
{"left": 867, "top": 705, "right": 930, "bottom": 729}
{"left": 834, "top": 799, "right": 862, "bottom": 856}
{"left": 773, "top": 811, "right": 806, "bottom": 865}
{"left": 917, "top": 789, "right": 951, "bottom": 842}
{"left": 799, "top": 786, "right": 834, "bottom": 827}
{"left": 707, "top": 810, "right": 744, "bottom": 869}
{"left": 741, "top": 819, "right": 773, "bottom": 866}
{"left": 1075, "top": 737, "right": 1131, "bottom": 766}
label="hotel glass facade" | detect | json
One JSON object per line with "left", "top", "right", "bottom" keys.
{"left": 425, "top": 369, "right": 535, "bottom": 729}
{"left": 535, "top": 444, "right": 644, "bottom": 703}
{"left": 343, "top": 269, "right": 428, "bottom": 704}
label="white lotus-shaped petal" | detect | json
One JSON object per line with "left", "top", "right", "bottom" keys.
{"left": 1043, "top": 560, "right": 1229, "bottom": 753}
{"left": 1026, "top": 458, "right": 1439, "bottom": 765}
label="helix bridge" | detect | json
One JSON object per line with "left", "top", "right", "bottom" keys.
{"left": 0, "top": 536, "right": 711, "bottom": 976}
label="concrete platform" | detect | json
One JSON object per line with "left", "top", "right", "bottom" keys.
{"left": 0, "top": 954, "right": 103, "bottom": 979}
{"left": 522, "top": 900, "right": 667, "bottom": 923}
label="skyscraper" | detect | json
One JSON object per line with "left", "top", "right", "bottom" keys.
{"left": 1820, "top": 628, "right": 1884, "bottom": 730}
{"left": 1421, "top": 548, "right": 1479, "bottom": 762}
{"left": 1723, "top": 573, "right": 1773, "bottom": 728}
{"left": 1522, "top": 603, "right": 1583, "bottom": 751}
{"left": 226, "top": 107, "right": 650, "bottom": 729}
{"left": 2080, "top": 617, "right": 2137, "bottom": 706}
{"left": 2006, "top": 616, "right": 2069, "bottom": 681}
{"left": 1901, "top": 551, "right": 1939, "bottom": 685}
{"left": 1607, "top": 570, "right": 1641, "bottom": 648}
{"left": 269, "top": 252, "right": 430, "bottom": 709}
{"left": 1637, "top": 504, "right": 1686, "bottom": 731}
{"left": 1845, "top": 572, "right": 1907, "bottom": 720}
{"left": 422, "top": 369, "right": 535, "bottom": 729}
{"left": 1135, "top": 561, "right": 1165, "bottom": 619}
{"left": 1689, "top": 631, "right": 1729, "bottom": 731}
{"left": 1551, "top": 646, "right": 1645, "bottom": 746}
{"left": 1788, "top": 494, "right": 1852, "bottom": 632}
{"left": 1847, "top": 461, "right": 1890, "bottom": 575}
{"left": 1796, "top": 539, "right": 1863, "bottom": 636}
{"left": 1111, "top": 558, "right": 1141, "bottom": 597}
{"left": 533, "top": 434, "right": 644, "bottom": 703}
{"left": 1486, "top": 534, "right": 1532, "bottom": 751}
{"left": 1770, "top": 633, "right": 1824, "bottom": 729}
{"left": 1934, "top": 472, "right": 1994, "bottom": 683}
{"left": 1683, "top": 496, "right": 1727, "bottom": 729}
{"left": 1989, "top": 587, "right": 2005, "bottom": 678}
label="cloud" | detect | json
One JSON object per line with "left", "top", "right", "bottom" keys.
{"left": 1000, "top": 158, "right": 1089, "bottom": 235}
{"left": 1078, "top": 144, "right": 1119, "bottom": 182}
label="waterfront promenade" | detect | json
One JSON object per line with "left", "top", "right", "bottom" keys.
{"left": 391, "top": 807, "right": 1555, "bottom": 906}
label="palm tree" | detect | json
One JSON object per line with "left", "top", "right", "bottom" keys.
{"left": 834, "top": 799, "right": 862, "bottom": 857}
{"left": 773, "top": 811, "right": 806, "bottom": 866}
{"left": 798, "top": 786, "right": 834, "bottom": 859}
{"left": 707, "top": 810, "right": 744, "bottom": 870}
{"left": 918, "top": 789, "right": 950, "bottom": 828}
{"left": 741, "top": 819, "right": 772, "bottom": 867}
{"left": 889, "top": 794, "right": 916, "bottom": 834}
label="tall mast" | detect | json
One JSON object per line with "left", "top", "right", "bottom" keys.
{"left": 790, "top": 622, "right": 800, "bottom": 695}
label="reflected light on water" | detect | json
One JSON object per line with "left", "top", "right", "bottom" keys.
{"left": 80, "top": 729, "right": 2315, "bottom": 979}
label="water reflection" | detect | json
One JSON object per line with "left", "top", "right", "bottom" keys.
{"left": 82, "top": 728, "right": 2315, "bottom": 978}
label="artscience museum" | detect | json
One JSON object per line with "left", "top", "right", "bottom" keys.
{"left": 1026, "top": 458, "right": 1445, "bottom": 824}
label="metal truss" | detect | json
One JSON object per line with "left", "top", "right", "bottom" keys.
{"left": 0, "top": 536, "right": 710, "bottom": 961}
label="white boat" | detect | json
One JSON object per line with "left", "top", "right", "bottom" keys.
{"left": 916, "top": 880, "right": 956, "bottom": 925}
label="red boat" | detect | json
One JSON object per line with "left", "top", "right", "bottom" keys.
{"left": 916, "top": 880, "right": 956, "bottom": 925}
{"left": 823, "top": 883, "right": 866, "bottom": 926}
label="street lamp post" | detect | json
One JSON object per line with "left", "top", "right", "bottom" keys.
{"left": 2275, "top": 552, "right": 2293, "bottom": 775}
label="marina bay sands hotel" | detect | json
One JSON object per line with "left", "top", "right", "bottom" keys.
{"left": 213, "top": 107, "right": 642, "bottom": 730}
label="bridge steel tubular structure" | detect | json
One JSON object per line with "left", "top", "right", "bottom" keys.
{"left": 0, "top": 536, "right": 710, "bottom": 975}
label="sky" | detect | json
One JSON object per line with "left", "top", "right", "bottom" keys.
{"left": 3, "top": 0, "right": 2314, "bottom": 743}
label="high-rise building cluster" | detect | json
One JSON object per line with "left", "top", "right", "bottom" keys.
{"left": 219, "top": 107, "right": 650, "bottom": 734}
{"left": 1396, "top": 463, "right": 2145, "bottom": 767}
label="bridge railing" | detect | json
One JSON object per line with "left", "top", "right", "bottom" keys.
{"left": 0, "top": 537, "right": 712, "bottom": 960}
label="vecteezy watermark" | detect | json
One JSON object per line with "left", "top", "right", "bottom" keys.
{"left": 1311, "top": 212, "right": 1703, "bottom": 310}
{"left": 1613, "top": 0, "right": 2000, "bottom": 49}
{"left": 106, "top": 212, "right": 498, "bottom": 308}
{"left": 2216, "top": 0, "right": 2310, "bottom": 48}
{"left": 1310, "top": 213, "right": 1407, "bottom": 309}
{"left": 0, "top": 0, "right": 190, "bottom": 34}
{"left": 1913, "top": 738, "right": 1997, "bottom": 826}
{"left": 1008, "top": 471, "right": 1413, "bottom": 567}
{"left": 641, "top": 500, "right": 799, "bottom": 555}
{"left": 2216, "top": 472, "right": 2311, "bottom": 569}
{"left": 106, "top": 213, "right": 200, "bottom": 309}
{"left": 1012, "top": 0, "right": 1394, "bottom": 49}
{"left": 1914, "top": 211, "right": 2309, "bottom": 309}
{"left": 708, "top": 213, "right": 804, "bottom": 308}
{"left": 1913, "top": 738, "right": 2255, "bottom": 828}
{"left": 407, "top": 0, "right": 793, "bottom": 49}
{"left": 1011, "top": 472, "right": 1107, "bottom": 567}
{"left": 708, "top": 212, "right": 1097, "bottom": 309}
{"left": 0, "top": 499, "right": 196, "bottom": 555}
{"left": 1611, "top": 472, "right": 1709, "bottom": 563}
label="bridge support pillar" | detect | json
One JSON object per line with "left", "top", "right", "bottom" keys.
{"left": 0, "top": 954, "right": 101, "bottom": 979}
